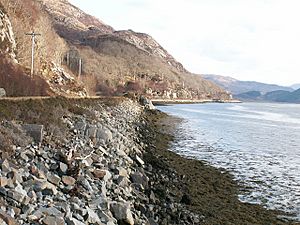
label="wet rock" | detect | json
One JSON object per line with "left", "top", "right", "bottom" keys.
{"left": 110, "top": 202, "right": 134, "bottom": 225}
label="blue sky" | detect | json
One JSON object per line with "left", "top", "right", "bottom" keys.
{"left": 69, "top": 0, "right": 300, "bottom": 86}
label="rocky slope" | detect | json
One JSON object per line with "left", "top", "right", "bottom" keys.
{"left": 0, "top": 0, "right": 229, "bottom": 99}
{"left": 0, "top": 97, "right": 297, "bottom": 225}
{"left": 203, "top": 74, "right": 293, "bottom": 95}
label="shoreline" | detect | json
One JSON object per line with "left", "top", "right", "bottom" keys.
{"left": 151, "top": 98, "right": 242, "bottom": 105}
{"left": 142, "top": 109, "right": 299, "bottom": 225}
{"left": 0, "top": 97, "right": 298, "bottom": 225}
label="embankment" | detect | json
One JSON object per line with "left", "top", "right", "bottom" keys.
{"left": 0, "top": 97, "right": 298, "bottom": 225}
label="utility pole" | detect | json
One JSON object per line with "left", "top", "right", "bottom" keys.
{"left": 78, "top": 58, "right": 82, "bottom": 78}
{"left": 25, "top": 31, "right": 41, "bottom": 77}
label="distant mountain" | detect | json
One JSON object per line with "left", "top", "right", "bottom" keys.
{"left": 202, "top": 74, "right": 293, "bottom": 95}
{"left": 236, "top": 88, "right": 300, "bottom": 103}
{"left": 290, "top": 83, "right": 300, "bottom": 90}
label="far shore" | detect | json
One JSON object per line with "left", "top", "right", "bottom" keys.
{"left": 151, "top": 98, "right": 242, "bottom": 105}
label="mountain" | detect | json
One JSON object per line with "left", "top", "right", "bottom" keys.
{"left": 202, "top": 74, "right": 293, "bottom": 95}
{"left": 236, "top": 89, "right": 300, "bottom": 103}
{"left": 290, "top": 83, "right": 300, "bottom": 90}
{"left": 0, "top": 0, "right": 229, "bottom": 100}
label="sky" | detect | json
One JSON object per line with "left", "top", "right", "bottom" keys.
{"left": 69, "top": 0, "right": 300, "bottom": 86}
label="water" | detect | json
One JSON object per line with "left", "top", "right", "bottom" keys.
{"left": 157, "top": 102, "right": 300, "bottom": 220}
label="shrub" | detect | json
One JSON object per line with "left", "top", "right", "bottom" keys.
{"left": 0, "top": 55, "right": 50, "bottom": 96}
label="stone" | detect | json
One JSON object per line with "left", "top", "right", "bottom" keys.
{"left": 0, "top": 209, "right": 17, "bottom": 225}
{"left": 7, "top": 184, "right": 27, "bottom": 203}
{"left": 66, "top": 217, "right": 86, "bottom": 225}
{"left": 34, "top": 181, "right": 58, "bottom": 195}
{"left": 43, "top": 215, "right": 65, "bottom": 225}
{"left": 86, "top": 125, "right": 97, "bottom": 139}
{"left": 110, "top": 202, "right": 134, "bottom": 225}
{"left": 96, "top": 128, "right": 113, "bottom": 143}
{"left": 47, "top": 173, "right": 61, "bottom": 185}
{"left": 59, "top": 162, "right": 68, "bottom": 174}
{"left": 130, "top": 172, "right": 149, "bottom": 189}
{"left": 22, "top": 124, "right": 44, "bottom": 143}
{"left": 135, "top": 155, "right": 145, "bottom": 166}
{"left": 92, "top": 169, "right": 106, "bottom": 179}
{"left": 0, "top": 159, "right": 11, "bottom": 173}
{"left": 0, "top": 88, "right": 6, "bottom": 97}
{"left": 0, "top": 177, "right": 8, "bottom": 187}
{"left": 86, "top": 207, "right": 102, "bottom": 224}
{"left": 62, "top": 176, "right": 76, "bottom": 186}
{"left": 117, "top": 167, "right": 128, "bottom": 177}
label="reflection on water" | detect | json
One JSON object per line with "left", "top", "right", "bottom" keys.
{"left": 158, "top": 102, "right": 300, "bottom": 220}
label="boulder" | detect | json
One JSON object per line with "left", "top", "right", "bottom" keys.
{"left": 43, "top": 216, "right": 65, "bottom": 225}
{"left": 110, "top": 202, "right": 134, "bottom": 225}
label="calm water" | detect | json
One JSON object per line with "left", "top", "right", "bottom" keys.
{"left": 158, "top": 102, "right": 300, "bottom": 220}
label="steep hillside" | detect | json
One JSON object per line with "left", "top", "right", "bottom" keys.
{"left": 203, "top": 74, "right": 293, "bottom": 95}
{"left": 38, "top": 0, "right": 229, "bottom": 99}
{"left": 0, "top": 0, "right": 229, "bottom": 99}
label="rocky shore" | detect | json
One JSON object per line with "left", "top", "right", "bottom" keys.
{"left": 0, "top": 97, "right": 298, "bottom": 225}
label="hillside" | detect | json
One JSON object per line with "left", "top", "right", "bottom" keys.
{"left": 203, "top": 74, "right": 293, "bottom": 95}
{"left": 235, "top": 89, "right": 300, "bottom": 103}
{"left": 0, "top": 0, "right": 229, "bottom": 100}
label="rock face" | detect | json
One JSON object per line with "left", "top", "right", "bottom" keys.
{"left": 0, "top": 6, "right": 16, "bottom": 61}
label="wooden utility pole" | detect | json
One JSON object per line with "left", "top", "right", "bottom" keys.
{"left": 78, "top": 58, "right": 82, "bottom": 78}
{"left": 25, "top": 31, "right": 41, "bottom": 77}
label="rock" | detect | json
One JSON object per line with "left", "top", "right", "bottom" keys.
{"left": 86, "top": 207, "right": 102, "bottom": 224}
{"left": 96, "top": 128, "right": 113, "bottom": 143}
{"left": 59, "top": 162, "right": 68, "bottom": 174}
{"left": 0, "top": 177, "right": 8, "bottom": 187}
{"left": 92, "top": 169, "right": 106, "bottom": 179}
{"left": 0, "top": 209, "right": 17, "bottom": 225}
{"left": 7, "top": 183, "right": 28, "bottom": 203}
{"left": 47, "top": 173, "right": 61, "bottom": 185}
{"left": 110, "top": 202, "right": 134, "bottom": 225}
{"left": 66, "top": 217, "right": 85, "bottom": 225}
{"left": 135, "top": 155, "right": 145, "bottom": 166}
{"left": 34, "top": 181, "right": 58, "bottom": 195}
{"left": 1, "top": 159, "right": 11, "bottom": 173}
{"left": 130, "top": 172, "right": 149, "bottom": 189}
{"left": 22, "top": 124, "right": 44, "bottom": 143}
{"left": 0, "top": 88, "right": 6, "bottom": 97}
{"left": 62, "top": 176, "right": 76, "bottom": 186}
{"left": 139, "top": 96, "right": 155, "bottom": 110}
{"left": 43, "top": 215, "right": 65, "bottom": 225}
